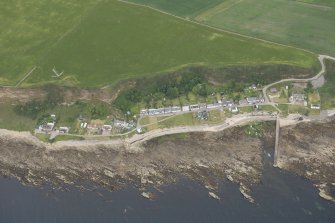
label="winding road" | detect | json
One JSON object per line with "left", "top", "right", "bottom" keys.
{"left": 262, "top": 55, "right": 335, "bottom": 103}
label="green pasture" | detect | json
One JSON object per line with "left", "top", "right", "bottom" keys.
{"left": 1, "top": 0, "right": 317, "bottom": 87}
{"left": 200, "top": 0, "right": 335, "bottom": 56}
{"left": 0, "top": 0, "right": 97, "bottom": 85}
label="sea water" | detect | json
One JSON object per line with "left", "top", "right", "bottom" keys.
{"left": 0, "top": 158, "right": 334, "bottom": 223}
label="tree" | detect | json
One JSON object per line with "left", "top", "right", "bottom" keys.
{"left": 166, "top": 87, "right": 179, "bottom": 99}
{"left": 192, "top": 83, "right": 208, "bottom": 97}
{"left": 305, "top": 81, "right": 313, "bottom": 94}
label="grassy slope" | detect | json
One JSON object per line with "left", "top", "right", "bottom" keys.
{"left": 200, "top": 0, "right": 335, "bottom": 56}
{"left": 0, "top": 0, "right": 97, "bottom": 85}
{"left": 0, "top": 102, "right": 35, "bottom": 131}
{"left": 23, "top": 0, "right": 317, "bottom": 87}
{"left": 319, "top": 60, "right": 335, "bottom": 109}
{"left": 128, "top": 0, "right": 224, "bottom": 17}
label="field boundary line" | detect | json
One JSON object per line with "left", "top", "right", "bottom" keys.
{"left": 295, "top": 0, "right": 332, "bottom": 10}
{"left": 15, "top": 66, "right": 37, "bottom": 87}
{"left": 117, "top": 0, "right": 316, "bottom": 55}
{"left": 195, "top": 0, "right": 244, "bottom": 21}
{"left": 0, "top": 66, "right": 37, "bottom": 88}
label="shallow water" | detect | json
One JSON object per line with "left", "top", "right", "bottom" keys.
{"left": 0, "top": 152, "right": 334, "bottom": 223}
{"left": 0, "top": 170, "right": 334, "bottom": 222}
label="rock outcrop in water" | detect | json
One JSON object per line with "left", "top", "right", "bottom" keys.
{"left": 277, "top": 118, "right": 335, "bottom": 202}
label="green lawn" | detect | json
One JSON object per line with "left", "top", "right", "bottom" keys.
{"left": 240, "top": 106, "right": 254, "bottom": 113}
{"left": 278, "top": 104, "right": 310, "bottom": 116}
{"left": 1, "top": 0, "right": 317, "bottom": 87}
{"left": 158, "top": 110, "right": 225, "bottom": 128}
{"left": 200, "top": 0, "right": 335, "bottom": 56}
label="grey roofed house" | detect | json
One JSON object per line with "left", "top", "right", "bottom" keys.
{"left": 290, "top": 94, "right": 305, "bottom": 103}
{"left": 207, "top": 103, "right": 221, "bottom": 109}
{"left": 171, "top": 106, "right": 182, "bottom": 113}
{"left": 40, "top": 122, "right": 55, "bottom": 133}
{"left": 190, "top": 104, "right": 200, "bottom": 110}
{"left": 246, "top": 97, "right": 259, "bottom": 104}
{"left": 164, "top": 107, "right": 172, "bottom": 114}
{"left": 251, "top": 84, "right": 257, "bottom": 90}
{"left": 140, "top": 109, "right": 149, "bottom": 116}
{"left": 113, "top": 119, "right": 127, "bottom": 127}
{"left": 222, "top": 99, "right": 234, "bottom": 107}
{"left": 199, "top": 103, "right": 207, "bottom": 109}
{"left": 270, "top": 88, "right": 278, "bottom": 93}
{"left": 239, "top": 99, "right": 248, "bottom": 105}
{"left": 103, "top": 125, "right": 112, "bottom": 131}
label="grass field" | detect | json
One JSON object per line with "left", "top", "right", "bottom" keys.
{"left": 128, "top": 0, "right": 224, "bottom": 17}
{"left": 0, "top": 0, "right": 97, "bottom": 85}
{"left": 198, "top": 0, "right": 335, "bottom": 56}
{"left": 1, "top": 0, "right": 317, "bottom": 87}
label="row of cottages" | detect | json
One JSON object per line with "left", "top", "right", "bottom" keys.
{"left": 140, "top": 95, "right": 266, "bottom": 117}
{"left": 140, "top": 100, "right": 237, "bottom": 117}
{"left": 140, "top": 106, "right": 182, "bottom": 116}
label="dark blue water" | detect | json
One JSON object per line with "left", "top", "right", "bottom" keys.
{"left": 0, "top": 164, "right": 334, "bottom": 223}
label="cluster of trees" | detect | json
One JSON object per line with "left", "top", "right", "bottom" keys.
{"left": 88, "top": 103, "right": 110, "bottom": 120}
{"left": 114, "top": 73, "right": 214, "bottom": 113}
{"left": 114, "top": 71, "right": 257, "bottom": 113}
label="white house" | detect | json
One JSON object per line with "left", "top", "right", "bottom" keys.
{"left": 311, "top": 104, "right": 321, "bottom": 110}
{"left": 229, "top": 107, "right": 239, "bottom": 113}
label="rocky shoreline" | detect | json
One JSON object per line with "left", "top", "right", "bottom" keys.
{"left": 277, "top": 118, "right": 335, "bottom": 202}
{"left": 0, "top": 118, "right": 334, "bottom": 203}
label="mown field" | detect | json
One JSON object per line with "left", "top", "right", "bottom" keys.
{"left": 197, "top": 0, "right": 335, "bottom": 56}
{"left": 1, "top": 0, "right": 317, "bottom": 87}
